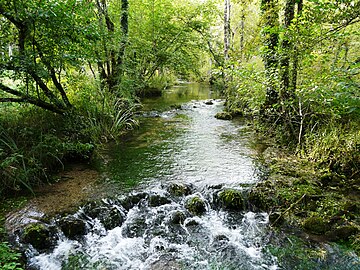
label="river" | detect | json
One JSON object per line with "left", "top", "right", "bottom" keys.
{"left": 10, "top": 83, "right": 359, "bottom": 269}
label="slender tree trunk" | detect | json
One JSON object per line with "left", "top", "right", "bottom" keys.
{"left": 113, "top": 0, "right": 129, "bottom": 86}
{"left": 224, "top": 0, "right": 231, "bottom": 62}
{"left": 290, "top": 0, "right": 303, "bottom": 93}
{"left": 260, "top": 0, "right": 279, "bottom": 110}
{"left": 279, "top": 0, "right": 295, "bottom": 101}
{"left": 239, "top": 7, "right": 245, "bottom": 62}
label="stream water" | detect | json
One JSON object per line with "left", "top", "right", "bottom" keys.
{"left": 11, "top": 83, "right": 359, "bottom": 269}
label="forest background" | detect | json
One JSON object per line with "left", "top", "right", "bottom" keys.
{"left": 0, "top": 0, "right": 359, "bottom": 268}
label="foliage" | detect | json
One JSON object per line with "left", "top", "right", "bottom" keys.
{"left": 0, "top": 242, "right": 23, "bottom": 270}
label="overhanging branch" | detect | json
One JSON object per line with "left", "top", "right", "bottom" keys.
{"left": 0, "top": 83, "right": 66, "bottom": 114}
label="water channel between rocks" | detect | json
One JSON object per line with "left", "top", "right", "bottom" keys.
{"left": 8, "top": 83, "right": 360, "bottom": 270}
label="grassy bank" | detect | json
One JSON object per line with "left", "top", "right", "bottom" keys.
{"left": 248, "top": 131, "right": 360, "bottom": 255}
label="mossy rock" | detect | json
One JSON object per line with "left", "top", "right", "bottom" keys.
{"left": 167, "top": 183, "right": 192, "bottom": 197}
{"left": 99, "top": 206, "right": 125, "bottom": 230}
{"left": 22, "top": 223, "right": 53, "bottom": 250}
{"left": 170, "top": 211, "right": 186, "bottom": 225}
{"left": 248, "top": 184, "right": 276, "bottom": 211}
{"left": 149, "top": 194, "right": 172, "bottom": 207}
{"left": 59, "top": 216, "right": 86, "bottom": 239}
{"left": 326, "top": 225, "right": 359, "bottom": 241}
{"left": 217, "top": 189, "right": 244, "bottom": 211}
{"left": 185, "top": 196, "right": 206, "bottom": 216}
{"left": 120, "top": 192, "right": 148, "bottom": 210}
{"left": 215, "top": 112, "right": 232, "bottom": 120}
{"left": 302, "top": 216, "right": 329, "bottom": 235}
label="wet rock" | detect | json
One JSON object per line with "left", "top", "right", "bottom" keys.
{"left": 215, "top": 112, "right": 232, "bottom": 120}
{"left": 21, "top": 223, "right": 54, "bottom": 250}
{"left": 208, "top": 184, "right": 223, "bottom": 190}
{"left": 170, "top": 211, "right": 186, "bottom": 225}
{"left": 120, "top": 192, "right": 148, "bottom": 210}
{"left": 185, "top": 219, "right": 200, "bottom": 227}
{"left": 99, "top": 206, "right": 125, "bottom": 230}
{"left": 326, "top": 225, "right": 359, "bottom": 241}
{"left": 122, "top": 214, "right": 147, "bottom": 238}
{"left": 213, "top": 234, "right": 229, "bottom": 242}
{"left": 216, "top": 189, "right": 244, "bottom": 211}
{"left": 167, "top": 183, "right": 192, "bottom": 197}
{"left": 58, "top": 216, "right": 86, "bottom": 239}
{"left": 150, "top": 256, "right": 181, "bottom": 270}
{"left": 205, "top": 100, "right": 214, "bottom": 105}
{"left": 149, "top": 194, "right": 172, "bottom": 207}
{"left": 302, "top": 216, "right": 329, "bottom": 235}
{"left": 170, "top": 104, "right": 182, "bottom": 110}
{"left": 185, "top": 196, "right": 207, "bottom": 216}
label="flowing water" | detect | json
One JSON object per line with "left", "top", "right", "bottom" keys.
{"left": 13, "top": 83, "right": 360, "bottom": 269}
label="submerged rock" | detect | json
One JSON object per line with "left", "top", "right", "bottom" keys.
{"left": 215, "top": 112, "right": 232, "bottom": 120}
{"left": 205, "top": 100, "right": 214, "bottom": 105}
{"left": 58, "top": 216, "right": 86, "bottom": 239}
{"left": 185, "top": 196, "right": 207, "bottom": 216}
{"left": 216, "top": 189, "right": 244, "bottom": 211}
{"left": 21, "top": 223, "right": 54, "bottom": 250}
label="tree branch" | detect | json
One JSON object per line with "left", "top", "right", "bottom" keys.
{"left": 0, "top": 83, "right": 66, "bottom": 114}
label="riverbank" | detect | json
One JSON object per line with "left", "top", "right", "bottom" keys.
{"left": 249, "top": 136, "right": 360, "bottom": 256}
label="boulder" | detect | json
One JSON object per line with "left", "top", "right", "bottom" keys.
{"left": 120, "top": 192, "right": 148, "bottom": 210}
{"left": 205, "top": 100, "right": 214, "bottom": 105}
{"left": 149, "top": 194, "right": 172, "bottom": 207}
{"left": 22, "top": 223, "right": 54, "bottom": 250}
{"left": 216, "top": 189, "right": 244, "bottom": 211}
{"left": 215, "top": 112, "right": 232, "bottom": 120}
{"left": 302, "top": 216, "right": 329, "bottom": 235}
{"left": 326, "top": 225, "right": 359, "bottom": 241}
{"left": 170, "top": 211, "right": 186, "bottom": 225}
{"left": 99, "top": 206, "right": 125, "bottom": 230}
{"left": 185, "top": 196, "right": 206, "bottom": 216}
{"left": 58, "top": 216, "right": 86, "bottom": 239}
{"left": 167, "top": 183, "right": 192, "bottom": 197}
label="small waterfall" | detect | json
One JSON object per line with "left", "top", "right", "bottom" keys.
{"left": 26, "top": 185, "right": 278, "bottom": 270}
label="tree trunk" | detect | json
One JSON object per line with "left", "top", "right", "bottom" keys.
{"left": 290, "top": 0, "right": 303, "bottom": 93}
{"left": 260, "top": 0, "right": 279, "bottom": 109}
{"left": 224, "top": 0, "right": 231, "bottom": 62}
{"left": 279, "top": 0, "right": 295, "bottom": 101}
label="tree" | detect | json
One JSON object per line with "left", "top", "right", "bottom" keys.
{"left": 0, "top": 0, "right": 97, "bottom": 113}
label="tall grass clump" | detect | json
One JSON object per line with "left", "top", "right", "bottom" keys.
{"left": 0, "top": 74, "right": 139, "bottom": 196}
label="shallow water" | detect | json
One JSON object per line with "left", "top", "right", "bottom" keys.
{"left": 19, "top": 83, "right": 360, "bottom": 269}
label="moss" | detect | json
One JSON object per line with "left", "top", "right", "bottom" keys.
{"left": 217, "top": 189, "right": 244, "bottom": 210}
{"left": 185, "top": 196, "right": 206, "bottom": 216}
{"left": 303, "top": 216, "right": 329, "bottom": 235}
{"left": 22, "top": 223, "right": 53, "bottom": 250}
{"left": 167, "top": 183, "right": 192, "bottom": 197}
{"left": 215, "top": 112, "right": 233, "bottom": 120}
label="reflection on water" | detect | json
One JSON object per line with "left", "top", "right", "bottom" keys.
{"left": 108, "top": 84, "right": 258, "bottom": 190}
